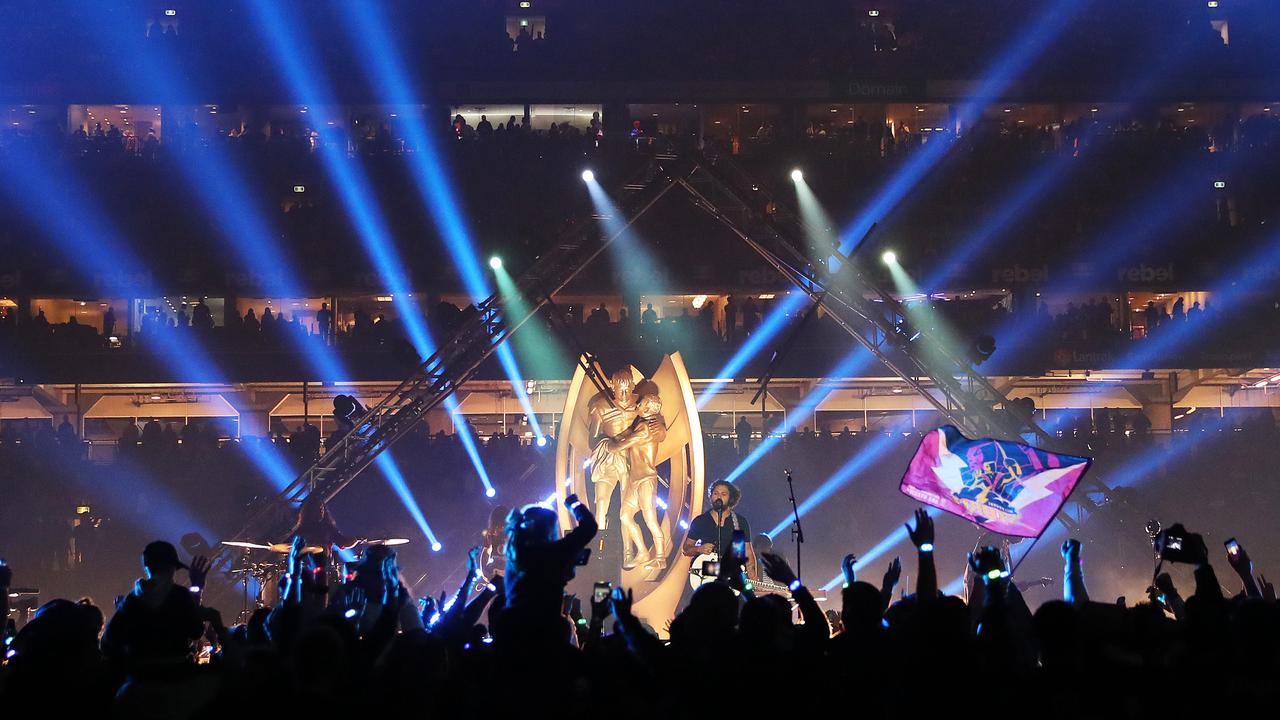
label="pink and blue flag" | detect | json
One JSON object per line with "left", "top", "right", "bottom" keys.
{"left": 899, "top": 426, "right": 1091, "bottom": 537}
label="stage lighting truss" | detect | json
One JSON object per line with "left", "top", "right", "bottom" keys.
{"left": 677, "top": 149, "right": 1111, "bottom": 530}
{"left": 216, "top": 138, "right": 1109, "bottom": 575}
{"left": 210, "top": 144, "right": 686, "bottom": 576}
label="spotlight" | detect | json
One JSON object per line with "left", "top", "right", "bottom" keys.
{"left": 431, "top": 542, "right": 443, "bottom": 552}
{"left": 485, "top": 487, "right": 497, "bottom": 497}
{"left": 790, "top": 168, "right": 803, "bottom": 182}
{"left": 488, "top": 256, "right": 503, "bottom": 270}
{"left": 536, "top": 436, "right": 548, "bottom": 448}
{"left": 581, "top": 169, "right": 595, "bottom": 183}
{"left": 881, "top": 250, "right": 897, "bottom": 265}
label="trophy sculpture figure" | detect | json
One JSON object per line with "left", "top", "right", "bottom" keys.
{"left": 556, "top": 352, "right": 704, "bottom": 635}
{"left": 586, "top": 368, "right": 639, "bottom": 529}
{"left": 615, "top": 382, "right": 668, "bottom": 569}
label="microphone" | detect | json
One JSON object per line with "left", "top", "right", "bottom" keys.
{"left": 712, "top": 498, "right": 724, "bottom": 512}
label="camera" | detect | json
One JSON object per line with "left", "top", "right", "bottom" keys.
{"left": 1155, "top": 524, "right": 1204, "bottom": 564}
{"left": 1224, "top": 537, "right": 1241, "bottom": 558}
{"left": 593, "top": 581, "right": 612, "bottom": 604}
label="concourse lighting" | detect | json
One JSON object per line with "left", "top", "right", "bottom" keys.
{"left": 881, "top": 250, "right": 897, "bottom": 265}
{"left": 292, "top": 185, "right": 306, "bottom": 193}
{"left": 489, "top": 255, "right": 503, "bottom": 270}
{"left": 1213, "top": 180, "right": 1226, "bottom": 189}
{"left": 790, "top": 168, "right": 804, "bottom": 182}
{"left": 581, "top": 169, "right": 595, "bottom": 183}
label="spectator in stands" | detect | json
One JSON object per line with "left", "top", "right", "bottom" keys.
{"left": 735, "top": 415, "right": 752, "bottom": 456}
{"left": 191, "top": 299, "right": 213, "bottom": 331}
{"left": 102, "top": 306, "right": 116, "bottom": 338}
{"left": 641, "top": 302, "right": 658, "bottom": 325}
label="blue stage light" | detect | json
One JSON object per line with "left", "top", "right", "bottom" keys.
{"left": 249, "top": 1, "right": 500, "bottom": 490}
{"left": 819, "top": 507, "right": 943, "bottom": 591}
{"left": 377, "top": 454, "right": 443, "bottom": 551}
{"left": 486, "top": 487, "right": 497, "bottom": 498}
{"left": 723, "top": 347, "right": 875, "bottom": 485}
{"left": 337, "top": 1, "right": 546, "bottom": 443}
{"left": 582, "top": 169, "right": 595, "bottom": 183}
{"left": 768, "top": 431, "right": 901, "bottom": 539}
{"left": 837, "top": 0, "right": 1079, "bottom": 256}
{"left": 699, "top": 292, "right": 810, "bottom": 409}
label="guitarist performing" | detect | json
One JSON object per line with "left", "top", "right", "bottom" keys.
{"left": 683, "top": 480, "right": 758, "bottom": 583}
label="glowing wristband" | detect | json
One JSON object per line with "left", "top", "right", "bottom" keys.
{"left": 343, "top": 608, "right": 358, "bottom": 619}
{"left": 576, "top": 617, "right": 588, "bottom": 626}
{"left": 788, "top": 579, "right": 802, "bottom": 593}
{"left": 568, "top": 500, "right": 585, "bottom": 513}
{"left": 188, "top": 585, "right": 201, "bottom": 593}
{"left": 918, "top": 543, "right": 934, "bottom": 553}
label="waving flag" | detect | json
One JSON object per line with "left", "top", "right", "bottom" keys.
{"left": 900, "top": 426, "right": 1091, "bottom": 537}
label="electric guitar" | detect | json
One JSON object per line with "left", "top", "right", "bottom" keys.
{"left": 688, "top": 553, "right": 791, "bottom": 597}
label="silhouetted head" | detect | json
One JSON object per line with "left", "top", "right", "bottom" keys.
{"left": 141, "top": 540, "right": 187, "bottom": 580}
{"left": 512, "top": 504, "right": 560, "bottom": 543}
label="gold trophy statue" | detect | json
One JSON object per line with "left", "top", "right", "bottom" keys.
{"left": 615, "top": 382, "right": 668, "bottom": 569}
{"left": 556, "top": 352, "right": 704, "bottom": 635}
{"left": 585, "top": 368, "right": 640, "bottom": 530}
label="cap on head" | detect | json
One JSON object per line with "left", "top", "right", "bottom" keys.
{"left": 142, "top": 541, "right": 187, "bottom": 572}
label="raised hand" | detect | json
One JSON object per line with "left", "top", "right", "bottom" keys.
{"left": 968, "top": 545, "right": 1007, "bottom": 585}
{"left": 339, "top": 585, "right": 367, "bottom": 620}
{"left": 419, "top": 594, "right": 438, "bottom": 626}
{"left": 905, "top": 508, "right": 934, "bottom": 550}
{"left": 381, "top": 555, "right": 401, "bottom": 606}
{"left": 1225, "top": 539, "right": 1253, "bottom": 574}
{"left": 1258, "top": 574, "right": 1276, "bottom": 601}
{"left": 287, "top": 535, "right": 306, "bottom": 578}
{"left": 466, "top": 545, "right": 482, "bottom": 579}
{"left": 841, "top": 553, "right": 858, "bottom": 586}
{"left": 760, "top": 553, "right": 798, "bottom": 589}
{"left": 1060, "top": 538, "right": 1081, "bottom": 565}
{"left": 882, "top": 557, "right": 902, "bottom": 592}
{"left": 610, "top": 586, "right": 634, "bottom": 621}
{"left": 590, "top": 586, "right": 610, "bottom": 621}
{"left": 188, "top": 555, "right": 210, "bottom": 590}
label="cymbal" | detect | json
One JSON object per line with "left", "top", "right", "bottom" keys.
{"left": 365, "top": 538, "right": 410, "bottom": 546}
{"left": 268, "top": 543, "right": 326, "bottom": 554}
{"left": 221, "top": 540, "right": 273, "bottom": 550}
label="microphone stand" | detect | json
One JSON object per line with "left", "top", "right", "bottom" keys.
{"left": 784, "top": 469, "right": 804, "bottom": 582}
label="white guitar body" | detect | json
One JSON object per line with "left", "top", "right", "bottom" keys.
{"left": 689, "top": 552, "right": 793, "bottom": 599}
{"left": 688, "top": 552, "right": 724, "bottom": 590}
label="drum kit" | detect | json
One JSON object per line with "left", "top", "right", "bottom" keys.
{"left": 220, "top": 537, "right": 410, "bottom": 622}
